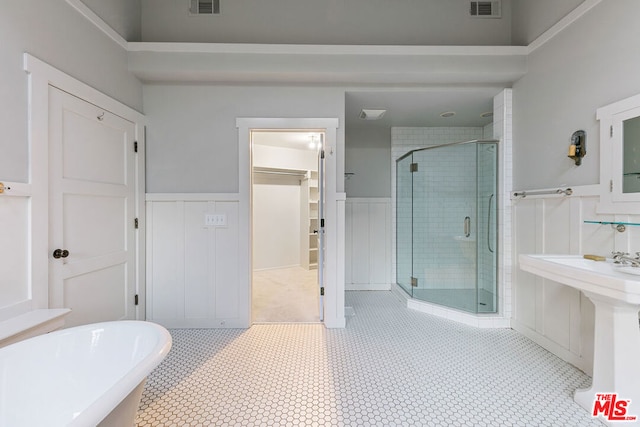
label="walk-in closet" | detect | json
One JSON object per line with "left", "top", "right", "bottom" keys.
{"left": 251, "top": 131, "right": 322, "bottom": 322}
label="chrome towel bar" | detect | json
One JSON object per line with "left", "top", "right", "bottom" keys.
{"left": 513, "top": 188, "right": 573, "bottom": 198}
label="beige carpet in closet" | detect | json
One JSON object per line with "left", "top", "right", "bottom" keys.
{"left": 252, "top": 266, "right": 320, "bottom": 323}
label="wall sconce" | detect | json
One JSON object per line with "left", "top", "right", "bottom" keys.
{"left": 568, "top": 130, "right": 586, "bottom": 166}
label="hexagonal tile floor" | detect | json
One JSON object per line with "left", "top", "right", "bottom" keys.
{"left": 136, "top": 291, "right": 601, "bottom": 426}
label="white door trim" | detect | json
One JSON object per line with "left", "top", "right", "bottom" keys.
{"left": 236, "top": 118, "right": 345, "bottom": 328}
{"left": 23, "top": 53, "right": 147, "bottom": 319}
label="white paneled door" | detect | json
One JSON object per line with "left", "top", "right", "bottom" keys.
{"left": 48, "top": 86, "right": 137, "bottom": 327}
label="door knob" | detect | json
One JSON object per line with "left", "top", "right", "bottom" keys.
{"left": 53, "top": 249, "right": 70, "bottom": 259}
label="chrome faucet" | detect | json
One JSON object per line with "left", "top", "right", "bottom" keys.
{"left": 612, "top": 251, "right": 640, "bottom": 267}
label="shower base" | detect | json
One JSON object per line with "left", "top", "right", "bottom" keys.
{"left": 393, "top": 284, "right": 510, "bottom": 328}
{"left": 411, "top": 288, "right": 496, "bottom": 313}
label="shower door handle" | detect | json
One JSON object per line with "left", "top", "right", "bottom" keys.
{"left": 487, "top": 194, "right": 494, "bottom": 253}
{"left": 464, "top": 216, "right": 471, "bottom": 238}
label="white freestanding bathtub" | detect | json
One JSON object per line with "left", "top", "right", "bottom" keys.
{"left": 0, "top": 320, "right": 172, "bottom": 427}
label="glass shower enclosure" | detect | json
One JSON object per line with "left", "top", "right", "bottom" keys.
{"left": 396, "top": 140, "right": 498, "bottom": 314}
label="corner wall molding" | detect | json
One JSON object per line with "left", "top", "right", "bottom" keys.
{"left": 128, "top": 42, "right": 527, "bottom": 56}
{"left": 65, "top": 0, "right": 128, "bottom": 50}
{"left": 527, "top": 0, "right": 602, "bottom": 54}
{"left": 66, "top": 0, "right": 600, "bottom": 75}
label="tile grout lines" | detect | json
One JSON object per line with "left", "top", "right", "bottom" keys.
{"left": 136, "top": 291, "right": 601, "bottom": 426}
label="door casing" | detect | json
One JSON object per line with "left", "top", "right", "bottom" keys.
{"left": 24, "top": 54, "right": 146, "bottom": 320}
{"left": 48, "top": 86, "right": 138, "bottom": 326}
{"left": 237, "top": 118, "right": 345, "bottom": 328}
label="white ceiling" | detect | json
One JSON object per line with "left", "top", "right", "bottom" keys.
{"left": 253, "top": 131, "right": 323, "bottom": 150}
{"left": 129, "top": 45, "right": 525, "bottom": 131}
{"left": 78, "top": 0, "right": 588, "bottom": 132}
{"left": 251, "top": 87, "right": 500, "bottom": 146}
{"left": 345, "top": 88, "right": 501, "bottom": 129}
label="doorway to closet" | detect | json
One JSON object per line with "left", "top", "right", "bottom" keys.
{"left": 251, "top": 130, "right": 324, "bottom": 323}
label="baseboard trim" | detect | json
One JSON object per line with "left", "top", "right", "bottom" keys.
{"left": 345, "top": 283, "right": 391, "bottom": 291}
{"left": 511, "top": 319, "right": 591, "bottom": 375}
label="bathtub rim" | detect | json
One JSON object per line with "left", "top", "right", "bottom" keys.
{"left": 0, "top": 320, "right": 172, "bottom": 427}
{"left": 71, "top": 320, "right": 172, "bottom": 427}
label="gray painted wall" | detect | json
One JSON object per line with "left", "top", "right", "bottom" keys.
{"left": 80, "top": 0, "right": 142, "bottom": 41}
{"left": 141, "top": 0, "right": 512, "bottom": 45}
{"left": 510, "top": 0, "right": 584, "bottom": 45}
{"left": 144, "top": 85, "right": 344, "bottom": 193}
{"left": 345, "top": 127, "right": 391, "bottom": 198}
{"left": 512, "top": 0, "right": 640, "bottom": 190}
{"left": 0, "top": 1, "right": 143, "bottom": 183}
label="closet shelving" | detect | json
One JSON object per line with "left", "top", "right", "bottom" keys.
{"left": 253, "top": 166, "right": 318, "bottom": 270}
{"left": 301, "top": 170, "right": 319, "bottom": 269}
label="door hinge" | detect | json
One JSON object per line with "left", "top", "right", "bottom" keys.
{"left": 410, "top": 163, "right": 418, "bottom": 173}
{"left": 320, "top": 287, "right": 325, "bottom": 296}
{"left": 610, "top": 125, "right": 613, "bottom": 138}
{"left": 134, "top": 294, "right": 139, "bottom": 305}
{"left": 134, "top": 218, "right": 139, "bottom": 229}
{"left": 411, "top": 277, "right": 418, "bottom": 287}
{"left": 320, "top": 218, "right": 325, "bottom": 228}
{"left": 610, "top": 179, "right": 614, "bottom": 192}
{"left": 134, "top": 141, "right": 138, "bottom": 153}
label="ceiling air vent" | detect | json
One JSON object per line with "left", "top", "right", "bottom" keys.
{"left": 470, "top": 1, "right": 501, "bottom": 18}
{"left": 190, "top": 0, "right": 220, "bottom": 15}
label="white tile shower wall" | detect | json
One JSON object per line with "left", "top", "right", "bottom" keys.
{"left": 392, "top": 127, "right": 483, "bottom": 292}
{"left": 495, "top": 89, "right": 513, "bottom": 321}
{"left": 483, "top": 122, "right": 494, "bottom": 140}
{"left": 391, "top": 89, "right": 513, "bottom": 324}
{"left": 412, "top": 142, "right": 478, "bottom": 289}
{"left": 477, "top": 144, "right": 497, "bottom": 297}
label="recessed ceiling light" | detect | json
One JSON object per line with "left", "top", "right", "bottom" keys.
{"left": 440, "top": 111, "right": 456, "bottom": 118}
{"left": 359, "top": 109, "right": 387, "bottom": 120}
{"left": 480, "top": 111, "right": 494, "bottom": 118}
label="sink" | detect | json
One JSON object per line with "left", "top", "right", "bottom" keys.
{"left": 519, "top": 254, "right": 640, "bottom": 304}
{"left": 619, "top": 266, "right": 640, "bottom": 276}
{"left": 520, "top": 254, "right": 640, "bottom": 425}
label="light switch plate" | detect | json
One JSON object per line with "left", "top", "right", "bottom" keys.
{"left": 205, "top": 213, "right": 227, "bottom": 227}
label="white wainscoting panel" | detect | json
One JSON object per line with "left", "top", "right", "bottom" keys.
{"left": 0, "top": 184, "right": 31, "bottom": 319}
{"left": 511, "top": 185, "right": 640, "bottom": 375}
{"left": 146, "top": 194, "right": 243, "bottom": 328}
{"left": 345, "top": 198, "right": 392, "bottom": 290}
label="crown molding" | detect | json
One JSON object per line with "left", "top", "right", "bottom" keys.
{"left": 65, "top": 0, "right": 128, "bottom": 50}
{"left": 127, "top": 42, "right": 526, "bottom": 56}
{"left": 66, "top": 0, "right": 602, "bottom": 62}
{"left": 527, "top": 0, "right": 602, "bottom": 54}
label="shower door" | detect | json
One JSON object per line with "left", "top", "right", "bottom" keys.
{"left": 476, "top": 143, "right": 498, "bottom": 313}
{"left": 397, "top": 142, "right": 497, "bottom": 313}
{"left": 396, "top": 154, "right": 414, "bottom": 295}
{"left": 412, "top": 143, "right": 478, "bottom": 312}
